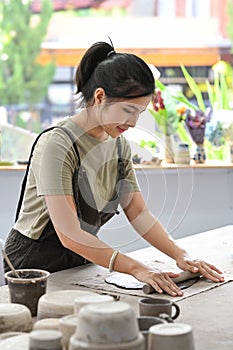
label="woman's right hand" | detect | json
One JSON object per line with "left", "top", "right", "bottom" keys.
{"left": 133, "top": 266, "right": 183, "bottom": 297}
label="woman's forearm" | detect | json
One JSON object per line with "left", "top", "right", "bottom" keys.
{"left": 57, "top": 226, "right": 146, "bottom": 275}
{"left": 45, "top": 194, "right": 146, "bottom": 275}
{"left": 45, "top": 194, "right": 205, "bottom": 296}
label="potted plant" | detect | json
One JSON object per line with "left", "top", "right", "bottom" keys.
{"left": 148, "top": 80, "right": 187, "bottom": 163}
{"left": 173, "top": 65, "right": 212, "bottom": 163}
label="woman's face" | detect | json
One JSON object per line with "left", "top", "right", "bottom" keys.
{"left": 99, "top": 95, "right": 152, "bottom": 138}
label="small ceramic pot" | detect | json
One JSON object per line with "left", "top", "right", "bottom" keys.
{"left": 37, "top": 290, "right": 97, "bottom": 319}
{"left": 33, "top": 318, "right": 60, "bottom": 331}
{"left": 174, "top": 143, "right": 191, "bottom": 164}
{"left": 0, "top": 303, "right": 33, "bottom": 333}
{"left": 139, "top": 298, "right": 180, "bottom": 320}
{"left": 4, "top": 269, "right": 50, "bottom": 317}
{"left": 193, "top": 144, "right": 206, "bottom": 164}
{"left": 59, "top": 314, "right": 78, "bottom": 350}
{"left": 69, "top": 334, "right": 145, "bottom": 350}
{"left": 74, "top": 294, "right": 114, "bottom": 314}
{"left": 75, "top": 301, "right": 138, "bottom": 343}
{"left": 0, "top": 332, "right": 26, "bottom": 340}
{"left": 69, "top": 301, "right": 145, "bottom": 350}
{"left": 137, "top": 316, "right": 166, "bottom": 349}
{"left": 148, "top": 323, "right": 195, "bottom": 350}
{"left": 0, "top": 333, "right": 29, "bottom": 349}
{"left": 29, "top": 329, "right": 63, "bottom": 350}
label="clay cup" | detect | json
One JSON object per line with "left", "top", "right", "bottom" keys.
{"left": 5, "top": 269, "right": 50, "bottom": 317}
{"left": 139, "top": 297, "right": 180, "bottom": 320}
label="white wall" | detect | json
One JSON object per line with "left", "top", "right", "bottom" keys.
{"left": 1, "top": 167, "right": 232, "bottom": 252}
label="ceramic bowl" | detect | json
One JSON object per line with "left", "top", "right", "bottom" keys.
{"left": 74, "top": 301, "right": 139, "bottom": 344}
{"left": 148, "top": 323, "right": 195, "bottom": 350}
{"left": 69, "top": 333, "right": 145, "bottom": 350}
{"left": 74, "top": 294, "right": 114, "bottom": 314}
{"left": 0, "top": 303, "right": 32, "bottom": 333}
{"left": 137, "top": 316, "right": 166, "bottom": 349}
{"left": 58, "top": 314, "right": 78, "bottom": 350}
{"left": 37, "top": 290, "right": 98, "bottom": 319}
{"left": 29, "top": 329, "right": 63, "bottom": 350}
{"left": 0, "top": 332, "right": 26, "bottom": 340}
{"left": 33, "top": 318, "right": 60, "bottom": 331}
{"left": 0, "top": 333, "right": 29, "bottom": 349}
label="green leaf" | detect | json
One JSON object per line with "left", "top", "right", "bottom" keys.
{"left": 155, "top": 80, "right": 167, "bottom": 91}
{"left": 172, "top": 92, "right": 199, "bottom": 110}
{"left": 220, "top": 74, "right": 230, "bottom": 110}
{"left": 206, "top": 80, "right": 215, "bottom": 109}
{"left": 181, "top": 65, "right": 206, "bottom": 111}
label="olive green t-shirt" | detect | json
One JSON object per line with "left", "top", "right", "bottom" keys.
{"left": 14, "top": 117, "right": 140, "bottom": 239}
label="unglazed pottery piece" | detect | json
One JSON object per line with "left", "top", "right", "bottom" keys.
{"left": 70, "top": 301, "right": 145, "bottom": 349}
{"left": 0, "top": 332, "right": 26, "bottom": 340}
{"left": 0, "top": 303, "right": 33, "bottom": 333}
{"left": 74, "top": 294, "right": 114, "bottom": 314}
{"left": 33, "top": 318, "right": 60, "bottom": 331}
{"left": 59, "top": 314, "right": 78, "bottom": 350}
{"left": 0, "top": 333, "right": 29, "bottom": 349}
{"left": 139, "top": 298, "right": 180, "bottom": 320}
{"left": 29, "top": 329, "right": 63, "bottom": 350}
{"left": 4, "top": 269, "right": 50, "bottom": 317}
{"left": 148, "top": 323, "right": 195, "bottom": 350}
{"left": 69, "top": 333, "right": 145, "bottom": 350}
{"left": 75, "top": 301, "right": 138, "bottom": 344}
{"left": 37, "top": 290, "right": 98, "bottom": 319}
{"left": 137, "top": 316, "right": 166, "bottom": 349}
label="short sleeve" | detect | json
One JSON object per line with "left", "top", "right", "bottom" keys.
{"left": 33, "top": 131, "right": 77, "bottom": 196}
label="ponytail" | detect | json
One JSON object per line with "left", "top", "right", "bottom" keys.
{"left": 75, "top": 41, "right": 155, "bottom": 106}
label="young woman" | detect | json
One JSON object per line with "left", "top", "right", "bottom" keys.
{"left": 4, "top": 41, "right": 224, "bottom": 296}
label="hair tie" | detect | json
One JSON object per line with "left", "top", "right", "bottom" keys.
{"left": 107, "top": 50, "right": 116, "bottom": 58}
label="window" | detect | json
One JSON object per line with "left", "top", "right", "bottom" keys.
{"left": 157, "top": 0, "right": 176, "bottom": 18}
{"left": 186, "top": 0, "right": 211, "bottom": 18}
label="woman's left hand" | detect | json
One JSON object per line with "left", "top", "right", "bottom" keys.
{"left": 176, "top": 255, "right": 225, "bottom": 283}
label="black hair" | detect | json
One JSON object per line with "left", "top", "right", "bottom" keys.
{"left": 75, "top": 41, "right": 155, "bottom": 106}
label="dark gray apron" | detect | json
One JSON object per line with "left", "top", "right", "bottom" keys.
{"left": 4, "top": 126, "right": 125, "bottom": 273}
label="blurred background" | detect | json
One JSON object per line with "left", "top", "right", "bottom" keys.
{"left": 1, "top": 0, "right": 233, "bottom": 161}
{"left": 1, "top": 0, "right": 233, "bottom": 250}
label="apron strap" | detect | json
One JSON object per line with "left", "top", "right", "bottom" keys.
{"left": 15, "top": 128, "right": 123, "bottom": 222}
{"left": 15, "top": 126, "right": 81, "bottom": 222}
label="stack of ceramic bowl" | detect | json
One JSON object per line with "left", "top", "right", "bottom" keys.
{"left": 69, "top": 301, "right": 145, "bottom": 350}
{"left": 58, "top": 294, "right": 114, "bottom": 349}
{"left": 74, "top": 293, "right": 114, "bottom": 314}
{"left": 29, "top": 329, "right": 63, "bottom": 350}
{"left": 0, "top": 333, "right": 30, "bottom": 349}
{"left": 0, "top": 303, "right": 33, "bottom": 333}
{"left": 37, "top": 290, "right": 99, "bottom": 319}
{"left": 59, "top": 314, "right": 78, "bottom": 350}
{"left": 33, "top": 318, "right": 60, "bottom": 331}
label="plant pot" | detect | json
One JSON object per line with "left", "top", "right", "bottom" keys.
{"left": 230, "top": 145, "right": 233, "bottom": 163}
{"left": 193, "top": 144, "right": 206, "bottom": 164}
{"left": 164, "top": 135, "right": 174, "bottom": 163}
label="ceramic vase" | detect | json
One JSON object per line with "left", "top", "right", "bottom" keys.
{"left": 164, "top": 135, "right": 174, "bottom": 163}
{"left": 193, "top": 144, "right": 206, "bottom": 164}
{"left": 230, "top": 144, "right": 233, "bottom": 163}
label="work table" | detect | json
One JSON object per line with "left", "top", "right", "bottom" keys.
{"left": 0, "top": 225, "right": 233, "bottom": 349}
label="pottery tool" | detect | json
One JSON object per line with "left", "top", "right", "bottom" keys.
{"left": 143, "top": 271, "right": 201, "bottom": 294}
{"left": 1, "top": 249, "right": 20, "bottom": 278}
